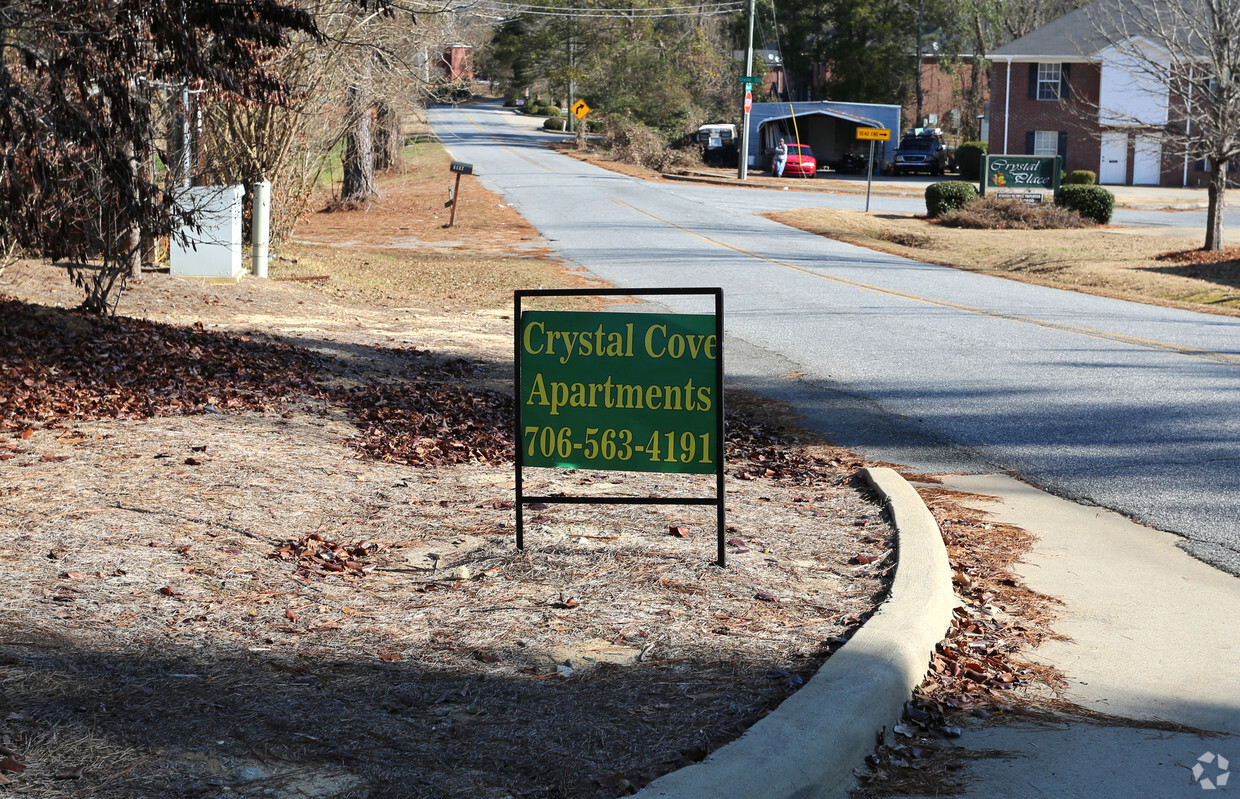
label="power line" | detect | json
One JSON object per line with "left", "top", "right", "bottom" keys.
{"left": 479, "top": 0, "right": 745, "bottom": 18}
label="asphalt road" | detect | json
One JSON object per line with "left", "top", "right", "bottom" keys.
{"left": 428, "top": 101, "right": 1240, "bottom": 577}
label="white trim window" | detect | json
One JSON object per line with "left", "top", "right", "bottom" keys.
{"left": 1033, "top": 130, "right": 1059, "bottom": 156}
{"left": 1037, "top": 63, "right": 1062, "bottom": 100}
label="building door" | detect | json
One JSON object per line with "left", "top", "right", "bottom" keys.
{"left": 1099, "top": 132, "right": 1128, "bottom": 184}
{"left": 1133, "top": 134, "right": 1162, "bottom": 185}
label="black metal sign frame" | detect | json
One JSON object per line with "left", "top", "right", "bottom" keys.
{"left": 514, "top": 288, "right": 728, "bottom": 566}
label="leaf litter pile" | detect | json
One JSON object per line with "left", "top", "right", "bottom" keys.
{"left": 0, "top": 277, "right": 900, "bottom": 798}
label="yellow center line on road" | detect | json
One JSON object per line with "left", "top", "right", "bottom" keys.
{"left": 607, "top": 196, "right": 1240, "bottom": 368}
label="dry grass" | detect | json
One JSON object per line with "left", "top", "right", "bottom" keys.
{"left": 769, "top": 207, "right": 1240, "bottom": 313}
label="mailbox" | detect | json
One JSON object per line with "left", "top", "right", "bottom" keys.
{"left": 449, "top": 161, "right": 474, "bottom": 175}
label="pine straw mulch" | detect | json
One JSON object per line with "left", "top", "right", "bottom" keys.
{"left": 0, "top": 279, "right": 897, "bottom": 798}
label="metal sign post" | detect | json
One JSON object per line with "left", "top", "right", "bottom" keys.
{"left": 856, "top": 128, "right": 891, "bottom": 213}
{"left": 447, "top": 161, "right": 473, "bottom": 227}
{"left": 737, "top": 76, "right": 757, "bottom": 180}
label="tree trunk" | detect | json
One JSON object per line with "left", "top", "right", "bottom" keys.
{"left": 373, "top": 101, "right": 402, "bottom": 172}
{"left": 342, "top": 83, "right": 376, "bottom": 203}
{"left": 123, "top": 138, "right": 143, "bottom": 280}
{"left": 1205, "top": 158, "right": 1226, "bottom": 251}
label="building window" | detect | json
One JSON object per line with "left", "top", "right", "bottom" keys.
{"left": 1037, "top": 63, "right": 1062, "bottom": 100}
{"left": 1033, "top": 131, "right": 1059, "bottom": 156}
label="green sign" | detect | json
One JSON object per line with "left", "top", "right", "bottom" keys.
{"left": 983, "top": 154, "right": 1061, "bottom": 195}
{"left": 738, "top": 75, "right": 759, "bottom": 85}
{"left": 519, "top": 310, "right": 719, "bottom": 474}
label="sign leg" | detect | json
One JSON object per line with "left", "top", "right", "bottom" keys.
{"left": 865, "top": 140, "right": 876, "bottom": 212}
{"left": 449, "top": 172, "right": 462, "bottom": 227}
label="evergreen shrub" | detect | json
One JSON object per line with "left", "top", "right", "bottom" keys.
{"left": 925, "top": 181, "right": 978, "bottom": 218}
{"left": 1054, "top": 185, "right": 1115, "bottom": 224}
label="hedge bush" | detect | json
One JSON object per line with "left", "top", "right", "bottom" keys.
{"left": 544, "top": 106, "right": 562, "bottom": 118}
{"left": 955, "top": 141, "right": 988, "bottom": 181}
{"left": 1054, "top": 185, "right": 1115, "bottom": 224}
{"left": 1066, "top": 170, "right": 1097, "bottom": 185}
{"left": 925, "top": 181, "right": 978, "bottom": 218}
{"left": 542, "top": 117, "right": 568, "bottom": 132}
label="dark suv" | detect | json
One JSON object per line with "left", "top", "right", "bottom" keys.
{"left": 893, "top": 128, "right": 950, "bottom": 176}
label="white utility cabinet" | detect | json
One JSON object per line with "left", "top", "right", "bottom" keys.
{"left": 170, "top": 185, "right": 245, "bottom": 281}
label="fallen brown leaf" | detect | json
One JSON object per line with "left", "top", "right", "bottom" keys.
{"left": 0, "top": 756, "right": 25, "bottom": 774}
{"left": 54, "top": 765, "right": 86, "bottom": 780}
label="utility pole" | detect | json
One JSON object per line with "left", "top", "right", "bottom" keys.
{"left": 915, "top": 0, "right": 924, "bottom": 127}
{"left": 738, "top": 0, "right": 755, "bottom": 180}
{"left": 567, "top": 4, "right": 576, "bottom": 134}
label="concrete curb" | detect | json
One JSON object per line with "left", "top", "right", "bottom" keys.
{"left": 633, "top": 467, "right": 956, "bottom": 799}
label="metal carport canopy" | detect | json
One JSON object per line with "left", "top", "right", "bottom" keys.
{"left": 744, "top": 101, "right": 901, "bottom": 167}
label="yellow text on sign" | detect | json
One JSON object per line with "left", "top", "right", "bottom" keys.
{"left": 571, "top": 100, "right": 591, "bottom": 120}
{"left": 856, "top": 128, "right": 891, "bottom": 141}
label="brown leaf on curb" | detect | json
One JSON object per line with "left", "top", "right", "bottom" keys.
{"left": 669, "top": 525, "right": 688, "bottom": 538}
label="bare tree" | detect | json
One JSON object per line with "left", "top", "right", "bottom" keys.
{"left": 1087, "top": 0, "right": 1240, "bottom": 249}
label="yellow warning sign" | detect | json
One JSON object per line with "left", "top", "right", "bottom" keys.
{"left": 856, "top": 127, "right": 891, "bottom": 141}
{"left": 571, "top": 100, "right": 591, "bottom": 120}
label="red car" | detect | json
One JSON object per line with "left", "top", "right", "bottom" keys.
{"left": 772, "top": 143, "right": 817, "bottom": 178}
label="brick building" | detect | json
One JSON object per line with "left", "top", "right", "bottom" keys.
{"left": 440, "top": 45, "right": 473, "bottom": 83}
{"left": 988, "top": 0, "right": 1213, "bottom": 187}
{"left": 913, "top": 56, "right": 982, "bottom": 140}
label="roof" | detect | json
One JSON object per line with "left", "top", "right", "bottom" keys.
{"left": 759, "top": 108, "right": 881, "bottom": 127}
{"left": 988, "top": 0, "right": 1175, "bottom": 61}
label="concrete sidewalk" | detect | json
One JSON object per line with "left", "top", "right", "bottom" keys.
{"left": 889, "top": 474, "right": 1240, "bottom": 798}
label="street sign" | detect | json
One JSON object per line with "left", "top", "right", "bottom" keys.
{"left": 856, "top": 127, "right": 891, "bottom": 141}
{"left": 744, "top": 91, "right": 752, "bottom": 113}
{"left": 449, "top": 161, "right": 473, "bottom": 175}
{"left": 571, "top": 99, "right": 591, "bottom": 120}
{"left": 738, "top": 75, "right": 759, "bottom": 86}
